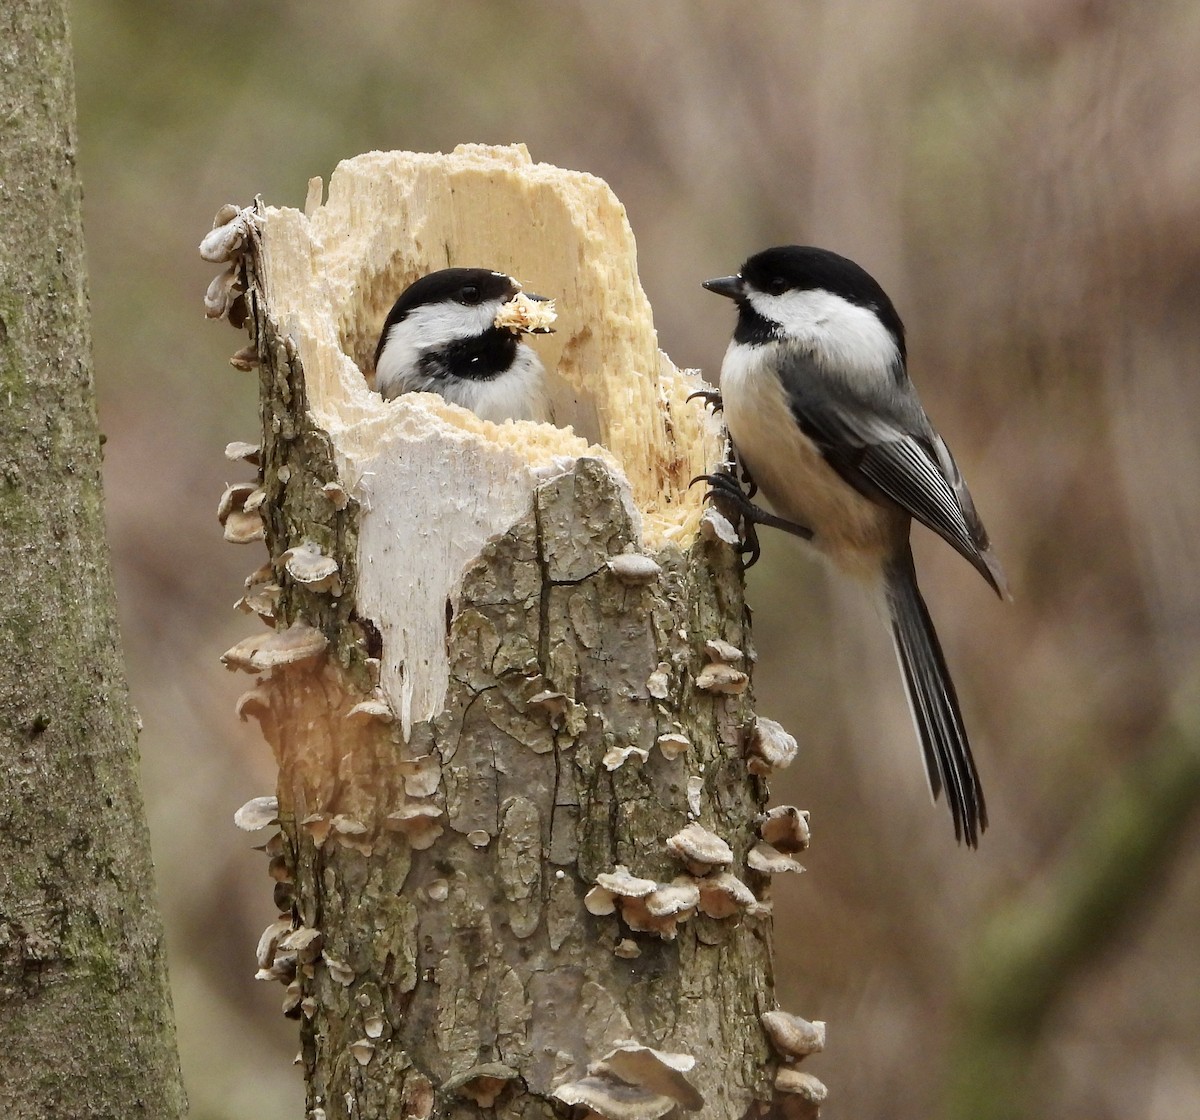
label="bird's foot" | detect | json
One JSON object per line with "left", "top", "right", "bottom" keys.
{"left": 693, "top": 470, "right": 763, "bottom": 566}
{"left": 691, "top": 470, "right": 814, "bottom": 566}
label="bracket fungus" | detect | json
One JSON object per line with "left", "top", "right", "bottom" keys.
{"left": 655, "top": 732, "right": 690, "bottom": 761}
{"left": 217, "top": 481, "right": 265, "bottom": 544}
{"left": 395, "top": 753, "right": 441, "bottom": 798}
{"left": 281, "top": 540, "right": 341, "bottom": 594}
{"left": 278, "top": 926, "right": 324, "bottom": 965}
{"left": 773, "top": 1068, "right": 828, "bottom": 1119}
{"left": 746, "top": 716, "right": 800, "bottom": 776}
{"left": 345, "top": 697, "right": 393, "bottom": 723}
{"left": 228, "top": 344, "right": 259, "bottom": 371}
{"left": 585, "top": 866, "right": 659, "bottom": 914}
{"left": 643, "top": 880, "right": 702, "bottom": 923}
{"left": 606, "top": 552, "right": 663, "bottom": 585}
{"left": 665, "top": 822, "right": 734, "bottom": 876}
{"left": 585, "top": 867, "right": 701, "bottom": 939}
{"left": 603, "top": 743, "right": 651, "bottom": 772}
{"left": 221, "top": 621, "right": 328, "bottom": 673}
{"left": 224, "top": 439, "right": 261, "bottom": 465}
{"left": 331, "top": 814, "right": 368, "bottom": 837}
{"left": 552, "top": 1075, "right": 678, "bottom": 1120}
{"left": 320, "top": 479, "right": 349, "bottom": 510}
{"left": 645, "top": 663, "right": 672, "bottom": 700}
{"left": 553, "top": 1041, "right": 703, "bottom": 1120}
{"left": 233, "top": 795, "right": 279, "bottom": 831}
{"left": 322, "top": 955, "right": 355, "bottom": 986}
{"left": 698, "top": 505, "right": 741, "bottom": 547}
{"left": 703, "top": 637, "right": 744, "bottom": 664}
{"left": 694, "top": 662, "right": 749, "bottom": 695}
{"left": 525, "top": 689, "right": 587, "bottom": 733}
{"left": 255, "top": 917, "right": 294, "bottom": 977}
{"left": 382, "top": 804, "right": 444, "bottom": 850}
{"left": 443, "top": 1064, "right": 520, "bottom": 1108}
{"left": 592, "top": 1041, "right": 704, "bottom": 1113}
{"left": 694, "top": 871, "right": 758, "bottom": 919}
{"left": 200, "top": 203, "right": 254, "bottom": 262}
{"left": 761, "top": 1011, "right": 826, "bottom": 1061}
{"left": 204, "top": 266, "right": 244, "bottom": 320}
{"left": 235, "top": 580, "right": 281, "bottom": 625}
{"left": 759, "top": 806, "right": 811, "bottom": 854}
{"left": 300, "top": 812, "right": 334, "bottom": 847}
{"left": 363, "top": 1012, "right": 384, "bottom": 1039}
{"left": 747, "top": 841, "right": 806, "bottom": 876}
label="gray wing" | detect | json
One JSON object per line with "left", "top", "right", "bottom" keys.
{"left": 780, "top": 351, "right": 1007, "bottom": 596}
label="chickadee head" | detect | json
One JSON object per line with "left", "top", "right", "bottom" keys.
{"left": 372, "top": 267, "right": 553, "bottom": 422}
{"left": 704, "top": 245, "right": 906, "bottom": 370}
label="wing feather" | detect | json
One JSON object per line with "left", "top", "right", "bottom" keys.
{"left": 780, "top": 352, "right": 1006, "bottom": 595}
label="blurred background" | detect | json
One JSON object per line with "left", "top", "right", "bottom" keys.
{"left": 73, "top": 1, "right": 1200, "bottom": 1117}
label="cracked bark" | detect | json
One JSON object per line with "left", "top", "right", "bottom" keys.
{"left": 211, "top": 146, "right": 819, "bottom": 1120}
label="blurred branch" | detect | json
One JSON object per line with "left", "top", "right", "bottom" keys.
{"left": 944, "top": 701, "right": 1200, "bottom": 1120}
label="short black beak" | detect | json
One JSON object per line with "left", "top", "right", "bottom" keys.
{"left": 702, "top": 275, "right": 744, "bottom": 300}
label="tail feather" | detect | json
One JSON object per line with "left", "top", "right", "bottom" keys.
{"left": 884, "top": 550, "right": 987, "bottom": 847}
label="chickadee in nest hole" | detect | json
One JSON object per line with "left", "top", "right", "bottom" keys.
{"left": 373, "top": 267, "right": 554, "bottom": 423}
{"left": 697, "top": 245, "right": 1007, "bottom": 847}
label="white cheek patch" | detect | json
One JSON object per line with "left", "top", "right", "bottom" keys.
{"left": 392, "top": 297, "right": 507, "bottom": 353}
{"left": 375, "top": 297, "right": 508, "bottom": 398}
{"left": 747, "top": 287, "right": 899, "bottom": 379}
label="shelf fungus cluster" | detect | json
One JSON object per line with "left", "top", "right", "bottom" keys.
{"left": 205, "top": 145, "right": 827, "bottom": 1119}
{"left": 761, "top": 1012, "right": 828, "bottom": 1119}
{"left": 584, "top": 811, "right": 804, "bottom": 944}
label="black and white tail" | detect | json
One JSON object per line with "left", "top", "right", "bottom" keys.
{"left": 884, "top": 549, "right": 987, "bottom": 847}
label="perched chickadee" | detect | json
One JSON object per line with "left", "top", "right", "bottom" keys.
{"left": 700, "top": 245, "right": 1007, "bottom": 847}
{"left": 373, "top": 267, "right": 553, "bottom": 423}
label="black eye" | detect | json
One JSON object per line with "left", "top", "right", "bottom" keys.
{"left": 459, "top": 285, "right": 481, "bottom": 305}
{"left": 764, "top": 276, "right": 788, "bottom": 295}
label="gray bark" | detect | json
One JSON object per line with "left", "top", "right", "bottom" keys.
{"left": 0, "top": 2, "right": 186, "bottom": 1116}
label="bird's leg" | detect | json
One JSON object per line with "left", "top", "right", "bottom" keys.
{"left": 691, "top": 469, "right": 813, "bottom": 568}
{"left": 688, "top": 388, "right": 759, "bottom": 499}
{"left": 687, "top": 390, "right": 793, "bottom": 559}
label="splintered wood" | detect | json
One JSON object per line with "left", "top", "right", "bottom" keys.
{"left": 250, "top": 144, "right": 723, "bottom": 732}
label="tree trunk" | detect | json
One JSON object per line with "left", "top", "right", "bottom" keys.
{"left": 0, "top": 2, "right": 186, "bottom": 1116}
{"left": 208, "top": 145, "right": 824, "bottom": 1120}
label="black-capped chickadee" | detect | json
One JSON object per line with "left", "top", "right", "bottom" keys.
{"left": 699, "top": 245, "right": 1007, "bottom": 847}
{"left": 373, "top": 267, "right": 553, "bottom": 423}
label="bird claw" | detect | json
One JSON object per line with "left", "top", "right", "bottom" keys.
{"left": 687, "top": 387, "right": 724, "bottom": 412}
{"left": 690, "top": 471, "right": 764, "bottom": 567}
{"left": 690, "top": 468, "right": 814, "bottom": 563}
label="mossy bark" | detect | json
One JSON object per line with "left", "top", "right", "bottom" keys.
{"left": 0, "top": 2, "right": 186, "bottom": 1117}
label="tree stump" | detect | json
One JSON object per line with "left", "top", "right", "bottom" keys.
{"left": 205, "top": 144, "right": 823, "bottom": 1120}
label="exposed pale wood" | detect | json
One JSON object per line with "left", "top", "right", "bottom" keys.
{"left": 250, "top": 144, "right": 724, "bottom": 733}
